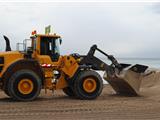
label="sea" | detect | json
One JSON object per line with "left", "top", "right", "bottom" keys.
{"left": 100, "top": 58, "right": 160, "bottom": 69}
{"left": 117, "top": 58, "right": 160, "bottom": 68}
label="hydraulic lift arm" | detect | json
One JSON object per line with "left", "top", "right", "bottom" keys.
{"left": 80, "top": 45, "right": 147, "bottom": 74}
{"left": 79, "top": 45, "right": 148, "bottom": 96}
{"left": 80, "top": 45, "right": 129, "bottom": 76}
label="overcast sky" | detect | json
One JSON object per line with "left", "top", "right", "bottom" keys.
{"left": 0, "top": 1, "right": 160, "bottom": 58}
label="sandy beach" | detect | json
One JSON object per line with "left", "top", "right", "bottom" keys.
{"left": 0, "top": 70, "right": 160, "bottom": 120}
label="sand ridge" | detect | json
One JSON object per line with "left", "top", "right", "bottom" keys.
{"left": 141, "top": 70, "right": 160, "bottom": 100}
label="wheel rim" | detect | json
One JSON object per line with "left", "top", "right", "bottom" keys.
{"left": 18, "top": 79, "right": 34, "bottom": 95}
{"left": 83, "top": 78, "right": 97, "bottom": 93}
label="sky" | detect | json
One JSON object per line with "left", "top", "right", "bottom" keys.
{"left": 0, "top": 1, "right": 160, "bottom": 58}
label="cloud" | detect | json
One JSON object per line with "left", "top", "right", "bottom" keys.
{"left": 0, "top": 2, "right": 160, "bottom": 58}
{"left": 151, "top": 3, "right": 160, "bottom": 14}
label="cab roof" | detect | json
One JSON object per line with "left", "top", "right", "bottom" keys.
{"left": 35, "top": 34, "right": 61, "bottom": 38}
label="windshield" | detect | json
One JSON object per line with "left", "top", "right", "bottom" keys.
{"left": 54, "top": 38, "right": 60, "bottom": 55}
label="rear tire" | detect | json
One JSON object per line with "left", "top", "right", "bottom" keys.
{"left": 63, "top": 87, "right": 74, "bottom": 97}
{"left": 8, "top": 69, "right": 42, "bottom": 101}
{"left": 73, "top": 70, "right": 103, "bottom": 100}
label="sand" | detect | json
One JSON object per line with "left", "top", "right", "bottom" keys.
{"left": 0, "top": 70, "right": 160, "bottom": 120}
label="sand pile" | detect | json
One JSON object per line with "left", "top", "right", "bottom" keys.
{"left": 140, "top": 69, "right": 160, "bottom": 100}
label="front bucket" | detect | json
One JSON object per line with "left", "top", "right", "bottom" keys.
{"left": 103, "top": 64, "right": 148, "bottom": 96}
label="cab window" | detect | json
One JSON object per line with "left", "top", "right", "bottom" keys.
{"left": 40, "top": 37, "right": 60, "bottom": 61}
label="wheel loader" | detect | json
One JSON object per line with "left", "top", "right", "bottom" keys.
{"left": 0, "top": 30, "right": 148, "bottom": 101}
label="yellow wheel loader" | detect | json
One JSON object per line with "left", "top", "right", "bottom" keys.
{"left": 0, "top": 31, "right": 148, "bottom": 101}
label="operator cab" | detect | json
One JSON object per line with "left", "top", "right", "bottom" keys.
{"left": 31, "top": 33, "right": 62, "bottom": 62}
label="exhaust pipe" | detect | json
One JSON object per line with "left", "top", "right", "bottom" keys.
{"left": 3, "top": 35, "right": 11, "bottom": 51}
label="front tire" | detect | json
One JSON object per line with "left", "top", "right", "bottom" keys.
{"left": 73, "top": 70, "right": 103, "bottom": 100}
{"left": 8, "top": 69, "right": 42, "bottom": 101}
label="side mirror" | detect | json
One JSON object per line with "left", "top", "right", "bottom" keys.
{"left": 59, "top": 38, "right": 62, "bottom": 45}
